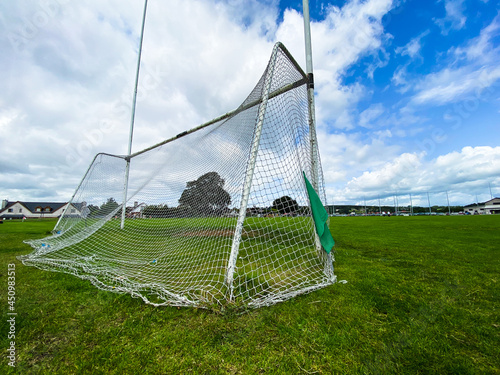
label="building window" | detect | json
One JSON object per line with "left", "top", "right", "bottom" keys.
{"left": 19, "top": 209, "right": 22, "bottom": 213}
{"left": 36, "top": 207, "right": 42, "bottom": 212}
{"left": 44, "top": 207, "right": 51, "bottom": 212}
{"left": 71, "top": 209, "right": 76, "bottom": 213}
{"left": 8, "top": 208, "right": 13, "bottom": 213}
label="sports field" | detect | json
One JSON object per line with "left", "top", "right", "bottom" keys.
{"left": 1, "top": 215, "right": 499, "bottom": 374}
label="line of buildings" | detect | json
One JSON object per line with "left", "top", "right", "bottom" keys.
{"left": 0, "top": 200, "right": 81, "bottom": 220}
{"left": 1, "top": 197, "right": 499, "bottom": 220}
{"left": 0, "top": 200, "right": 144, "bottom": 220}
{"left": 463, "top": 197, "right": 500, "bottom": 215}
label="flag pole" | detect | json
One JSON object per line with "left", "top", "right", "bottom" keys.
{"left": 121, "top": 0, "right": 148, "bottom": 229}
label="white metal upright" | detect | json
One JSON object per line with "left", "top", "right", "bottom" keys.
{"left": 302, "top": 0, "right": 319, "bottom": 191}
{"left": 226, "top": 44, "right": 280, "bottom": 300}
{"left": 121, "top": 0, "right": 149, "bottom": 229}
{"left": 303, "top": 0, "right": 335, "bottom": 281}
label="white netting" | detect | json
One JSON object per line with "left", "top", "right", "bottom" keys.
{"left": 19, "top": 43, "right": 336, "bottom": 309}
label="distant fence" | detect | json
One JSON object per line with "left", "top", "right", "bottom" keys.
{"left": 326, "top": 189, "right": 499, "bottom": 215}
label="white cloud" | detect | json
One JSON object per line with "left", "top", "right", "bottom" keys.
{"left": 359, "top": 103, "right": 385, "bottom": 128}
{"left": 315, "top": 82, "right": 366, "bottom": 130}
{"left": 411, "top": 66, "right": 500, "bottom": 105}
{"left": 309, "top": 0, "right": 394, "bottom": 129}
{"left": 311, "top": 0, "right": 393, "bottom": 75}
{"left": 407, "top": 14, "right": 500, "bottom": 106}
{"left": 391, "top": 64, "right": 410, "bottom": 91}
{"left": 434, "top": 0, "right": 467, "bottom": 35}
{"left": 452, "top": 13, "right": 500, "bottom": 62}
{"left": 317, "top": 128, "right": 402, "bottom": 191}
{"left": 395, "top": 30, "right": 430, "bottom": 59}
{"left": 336, "top": 146, "right": 500, "bottom": 203}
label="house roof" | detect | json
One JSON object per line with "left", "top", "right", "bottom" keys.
{"left": 463, "top": 197, "right": 500, "bottom": 208}
{"left": 0, "top": 201, "right": 68, "bottom": 214}
{"left": 130, "top": 202, "right": 146, "bottom": 213}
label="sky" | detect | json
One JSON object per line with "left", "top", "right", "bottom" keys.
{"left": 1, "top": 0, "right": 499, "bottom": 208}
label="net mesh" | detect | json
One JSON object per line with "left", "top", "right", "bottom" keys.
{"left": 19, "top": 43, "right": 336, "bottom": 309}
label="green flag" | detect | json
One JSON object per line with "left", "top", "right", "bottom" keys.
{"left": 303, "top": 172, "right": 335, "bottom": 254}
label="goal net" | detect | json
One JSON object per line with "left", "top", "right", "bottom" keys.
{"left": 19, "top": 42, "right": 336, "bottom": 309}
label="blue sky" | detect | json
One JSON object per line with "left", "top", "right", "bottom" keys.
{"left": 0, "top": 0, "right": 499, "bottom": 207}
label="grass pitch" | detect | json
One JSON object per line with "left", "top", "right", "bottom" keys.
{"left": 1, "top": 215, "right": 499, "bottom": 374}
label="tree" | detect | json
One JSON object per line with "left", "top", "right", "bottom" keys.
{"left": 178, "top": 172, "right": 231, "bottom": 216}
{"left": 87, "top": 204, "right": 100, "bottom": 216}
{"left": 99, "top": 198, "right": 119, "bottom": 216}
{"left": 272, "top": 196, "right": 299, "bottom": 215}
{"left": 143, "top": 204, "right": 170, "bottom": 218}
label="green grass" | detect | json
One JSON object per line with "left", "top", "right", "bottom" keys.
{"left": 1, "top": 216, "right": 499, "bottom": 374}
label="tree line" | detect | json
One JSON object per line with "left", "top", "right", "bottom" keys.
{"left": 83, "top": 172, "right": 316, "bottom": 219}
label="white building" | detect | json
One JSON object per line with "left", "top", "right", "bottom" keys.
{"left": 0, "top": 201, "right": 81, "bottom": 219}
{"left": 464, "top": 197, "right": 500, "bottom": 215}
{"left": 128, "top": 202, "right": 146, "bottom": 218}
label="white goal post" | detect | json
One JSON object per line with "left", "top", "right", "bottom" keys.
{"left": 19, "top": 42, "right": 336, "bottom": 309}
